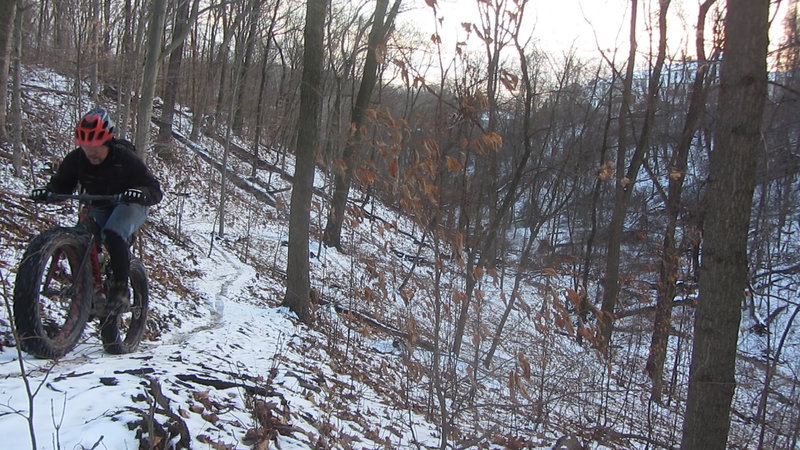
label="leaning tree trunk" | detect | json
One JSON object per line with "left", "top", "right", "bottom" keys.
{"left": 681, "top": 0, "right": 769, "bottom": 448}
{"left": 322, "top": 0, "right": 401, "bottom": 250}
{"left": 599, "top": 0, "right": 669, "bottom": 354}
{"left": 483, "top": 33, "right": 536, "bottom": 366}
{"left": 579, "top": 76, "right": 615, "bottom": 343}
{"left": 646, "top": 0, "right": 716, "bottom": 403}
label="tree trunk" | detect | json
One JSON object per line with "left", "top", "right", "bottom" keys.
{"left": 134, "top": 0, "right": 168, "bottom": 158}
{"left": 189, "top": 7, "right": 210, "bottom": 142}
{"left": 251, "top": 0, "right": 282, "bottom": 178}
{"left": 212, "top": 6, "right": 245, "bottom": 130}
{"left": 452, "top": 117, "right": 536, "bottom": 357}
{"left": 322, "top": 0, "right": 401, "bottom": 250}
{"left": 217, "top": 79, "right": 237, "bottom": 239}
{"left": 477, "top": 0, "right": 509, "bottom": 270}
{"left": 450, "top": 4, "right": 539, "bottom": 356}
{"left": 599, "top": 0, "right": 669, "bottom": 353}
{"left": 484, "top": 32, "right": 535, "bottom": 366}
{"left": 484, "top": 229, "right": 535, "bottom": 367}
{"left": 0, "top": 0, "right": 17, "bottom": 144}
{"left": 35, "top": 0, "right": 48, "bottom": 57}
{"left": 579, "top": 75, "right": 615, "bottom": 344}
{"left": 597, "top": 0, "right": 639, "bottom": 354}
{"left": 53, "top": 0, "right": 66, "bottom": 50}
{"left": 681, "top": 0, "right": 769, "bottom": 448}
{"left": 116, "top": 0, "right": 135, "bottom": 139}
{"left": 155, "top": 0, "right": 196, "bottom": 158}
{"left": 252, "top": 49, "right": 270, "bottom": 177}
{"left": 282, "top": 0, "right": 328, "bottom": 323}
{"left": 88, "top": 0, "right": 100, "bottom": 103}
{"left": 647, "top": 0, "right": 716, "bottom": 403}
{"left": 9, "top": 0, "right": 22, "bottom": 175}
{"left": 232, "top": 0, "right": 261, "bottom": 134}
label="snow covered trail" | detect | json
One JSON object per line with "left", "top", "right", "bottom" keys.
{"left": 161, "top": 230, "right": 250, "bottom": 346}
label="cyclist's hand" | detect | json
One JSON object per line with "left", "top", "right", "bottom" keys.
{"left": 30, "top": 188, "right": 51, "bottom": 203}
{"left": 121, "top": 188, "right": 146, "bottom": 204}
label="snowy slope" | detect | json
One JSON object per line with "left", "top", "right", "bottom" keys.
{"left": 0, "top": 198, "right": 443, "bottom": 449}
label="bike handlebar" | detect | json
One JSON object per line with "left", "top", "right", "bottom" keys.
{"left": 45, "top": 193, "right": 124, "bottom": 203}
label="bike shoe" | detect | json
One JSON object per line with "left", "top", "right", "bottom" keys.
{"left": 106, "top": 280, "right": 131, "bottom": 315}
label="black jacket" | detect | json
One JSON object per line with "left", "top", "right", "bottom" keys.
{"left": 46, "top": 139, "right": 163, "bottom": 207}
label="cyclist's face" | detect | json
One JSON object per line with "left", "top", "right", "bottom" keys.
{"left": 82, "top": 144, "right": 109, "bottom": 165}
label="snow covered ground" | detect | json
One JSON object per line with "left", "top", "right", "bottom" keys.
{"left": 0, "top": 198, "right": 445, "bottom": 448}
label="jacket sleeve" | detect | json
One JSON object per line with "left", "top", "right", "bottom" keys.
{"left": 138, "top": 175, "right": 163, "bottom": 206}
{"left": 129, "top": 154, "right": 163, "bottom": 206}
{"left": 45, "top": 150, "right": 81, "bottom": 194}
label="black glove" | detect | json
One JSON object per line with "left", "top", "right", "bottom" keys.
{"left": 30, "top": 188, "right": 51, "bottom": 203}
{"left": 121, "top": 188, "right": 146, "bottom": 204}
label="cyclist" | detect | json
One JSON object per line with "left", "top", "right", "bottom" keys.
{"left": 31, "top": 107, "right": 163, "bottom": 313}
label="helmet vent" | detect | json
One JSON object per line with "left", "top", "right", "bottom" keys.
{"left": 74, "top": 107, "right": 115, "bottom": 147}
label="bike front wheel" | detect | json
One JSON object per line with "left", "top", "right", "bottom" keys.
{"left": 100, "top": 259, "right": 149, "bottom": 354}
{"left": 13, "top": 228, "right": 93, "bottom": 359}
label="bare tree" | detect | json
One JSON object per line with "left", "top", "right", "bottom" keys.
{"left": 474, "top": 0, "right": 515, "bottom": 269}
{"left": 0, "top": 0, "right": 16, "bottom": 144}
{"left": 231, "top": 0, "right": 262, "bottom": 134}
{"left": 322, "top": 0, "right": 401, "bottom": 250}
{"left": 115, "top": 0, "right": 141, "bottom": 140}
{"left": 451, "top": 0, "right": 530, "bottom": 357}
{"left": 156, "top": 0, "right": 199, "bottom": 158}
{"left": 283, "top": 0, "right": 328, "bottom": 322}
{"left": 251, "top": 0, "right": 284, "bottom": 177}
{"left": 681, "top": 0, "right": 769, "bottom": 447}
{"left": 211, "top": 2, "right": 248, "bottom": 130}
{"left": 647, "top": 0, "right": 717, "bottom": 403}
{"left": 134, "top": 0, "right": 169, "bottom": 157}
{"left": 598, "top": 0, "right": 670, "bottom": 353}
{"left": 8, "top": 0, "right": 22, "bottom": 176}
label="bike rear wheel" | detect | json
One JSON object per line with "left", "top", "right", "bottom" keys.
{"left": 13, "top": 228, "right": 93, "bottom": 359}
{"left": 100, "top": 259, "right": 149, "bottom": 354}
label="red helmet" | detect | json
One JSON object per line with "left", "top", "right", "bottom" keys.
{"left": 75, "top": 107, "right": 115, "bottom": 147}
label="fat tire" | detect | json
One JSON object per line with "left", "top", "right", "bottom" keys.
{"left": 100, "top": 259, "right": 149, "bottom": 354}
{"left": 13, "top": 228, "right": 92, "bottom": 359}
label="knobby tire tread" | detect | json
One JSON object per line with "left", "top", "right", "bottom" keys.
{"left": 101, "top": 259, "right": 149, "bottom": 354}
{"left": 13, "top": 228, "right": 92, "bottom": 359}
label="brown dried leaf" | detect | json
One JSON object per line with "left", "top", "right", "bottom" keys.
{"left": 517, "top": 352, "right": 531, "bottom": 380}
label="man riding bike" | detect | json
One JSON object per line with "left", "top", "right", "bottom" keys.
{"left": 31, "top": 107, "right": 163, "bottom": 313}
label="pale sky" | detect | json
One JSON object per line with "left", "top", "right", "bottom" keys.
{"left": 400, "top": 0, "right": 790, "bottom": 62}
